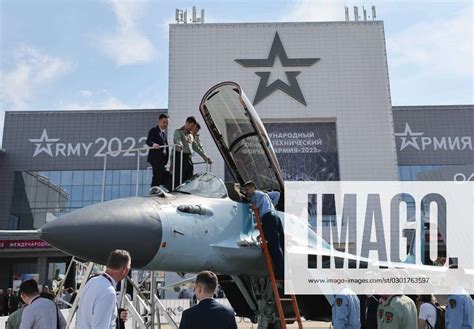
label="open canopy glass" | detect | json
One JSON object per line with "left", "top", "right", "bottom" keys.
{"left": 199, "top": 82, "right": 284, "bottom": 195}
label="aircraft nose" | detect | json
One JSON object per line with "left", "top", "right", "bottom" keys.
{"left": 41, "top": 198, "right": 162, "bottom": 268}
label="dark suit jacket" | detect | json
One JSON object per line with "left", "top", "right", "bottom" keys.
{"left": 360, "top": 295, "right": 380, "bottom": 329}
{"left": 146, "top": 126, "right": 169, "bottom": 166}
{"left": 179, "top": 299, "right": 237, "bottom": 329}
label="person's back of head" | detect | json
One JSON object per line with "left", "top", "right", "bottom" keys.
{"left": 106, "top": 249, "right": 131, "bottom": 281}
{"left": 107, "top": 249, "right": 131, "bottom": 270}
{"left": 19, "top": 280, "right": 39, "bottom": 303}
{"left": 185, "top": 116, "right": 197, "bottom": 125}
{"left": 159, "top": 113, "right": 169, "bottom": 121}
{"left": 195, "top": 271, "right": 218, "bottom": 300}
{"left": 418, "top": 294, "right": 433, "bottom": 304}
{"left": 243, "top": 181, "right": 256, "bottom": 190}
{"left": 243, "top": 181, "right": 257, "bottom": 197}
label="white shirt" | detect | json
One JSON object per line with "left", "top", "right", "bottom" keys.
{"left": 419, "top": 303, "right": 437, "bottom": 329}
{"left": 19, "top": 296, "right": 66, "bottom": 329}
{"left": 76, "top": 273, "right": 118, "bottom": 329}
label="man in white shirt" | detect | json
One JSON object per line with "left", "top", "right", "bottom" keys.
{"left": 76, "top": 249, "right": 131, "bottom": 329}
{"left": 18, "top": 279, "right": 66, "bottom": 329}
{"left": 417, "top": 295, "right": 437, "bottom": 329}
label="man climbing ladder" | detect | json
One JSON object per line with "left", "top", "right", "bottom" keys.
{"left": 243, "top": 181, "right": 302, "bottom": 329}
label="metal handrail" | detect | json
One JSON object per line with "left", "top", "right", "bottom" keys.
{"left": 101, "top": 145, "right": 178, "bottom": 201}
{"left": 100, "top": 143, "right": 212, "bottom": 200}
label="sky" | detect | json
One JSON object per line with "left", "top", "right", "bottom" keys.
{"left": 0, "top": 0, "right": 473, "bottom": 148}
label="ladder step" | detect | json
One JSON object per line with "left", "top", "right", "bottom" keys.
{"left": 279, "top": 298, "right": 293, "bottom": 302}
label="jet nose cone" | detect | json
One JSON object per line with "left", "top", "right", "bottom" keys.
{"left": 41, "top": 198, "right": 162, "bottom": 268}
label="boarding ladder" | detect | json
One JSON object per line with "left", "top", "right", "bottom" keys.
{"left": 55, "top": 257, "right": 178, "bottom": 329}
{"left": 252, "top": 206, "right": 303, "bottom": 329}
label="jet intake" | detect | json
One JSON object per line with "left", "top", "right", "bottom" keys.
{"left": 177, "top": 205, "right": 214, "bottom": 216}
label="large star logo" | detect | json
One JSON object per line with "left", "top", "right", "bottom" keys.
{"left": 235, "top": 32, "right": 320, "bottom": 106}
{"left": 394, "top": 123, "right": 424, "bottom": 151}
{"left": 28, "top": 129, "right": 60, "bottom": 157}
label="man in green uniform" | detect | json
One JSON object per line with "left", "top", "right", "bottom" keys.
{"left": 6, "top": 304, "right": 24, "bottom": 329}
{"left": 173, "top": 116, "right": 212, "bottom": 186}
{"left": 377, "top": 295, "right": 417, "bottom": 329}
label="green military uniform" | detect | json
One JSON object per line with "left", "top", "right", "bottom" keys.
{"left": 6, "top": 306, "right": 24, "bottom": 329}
{"left": 377, "top": 295, "right": 417, "bottom": 329}
{"left": 173, "top": 126, "right": 209, "bottom": 186}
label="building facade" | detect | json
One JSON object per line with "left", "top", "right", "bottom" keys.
{"left": 168, "top": 22, "right": 399, "bottom": 182}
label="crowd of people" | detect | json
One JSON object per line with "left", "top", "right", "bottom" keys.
{"left": 4, "top": 255, "right": 473, "bottom": 329}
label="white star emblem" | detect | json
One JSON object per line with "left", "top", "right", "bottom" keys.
{"left": 394, "top": 123, "right": 424, "bottom": 151}
{"left": 29, "top": 129, "right": 60, "bottom": 157}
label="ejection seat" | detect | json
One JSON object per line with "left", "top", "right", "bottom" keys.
{"left": 225, "top": 182, "right": 244, "bottom": 203}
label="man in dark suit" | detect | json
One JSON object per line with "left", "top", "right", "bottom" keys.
{"left": 179, "top": 271, "right": 237, "bottom": 329}
{"left": 360, "top": 294, "right": 380, "bottom": 329}
{"left": 146, "top": 113, "right": 170, "bottom": 190}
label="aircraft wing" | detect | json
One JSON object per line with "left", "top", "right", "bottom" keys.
{"left": 160, "top": 275, "right": 197, "bottom": 291}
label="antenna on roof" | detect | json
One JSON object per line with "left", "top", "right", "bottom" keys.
{"left": 345, "top": 6, "right": 350, "bottom": 21}
{"left": 175, "top": 9, "right": 187, "bottom": 24}
{"left": 192, "top": 6, "right": 205, "bottom": 24}
{"left": 353, "top": 6, "right": 359, "bottom": 21}
{"left": 363, "top": 6, "right": 368, "bottom": 21}
{"left": 372, "top": 5, "right": 377, "bottom": 20}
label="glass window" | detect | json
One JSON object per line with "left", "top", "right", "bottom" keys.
{"left": 410, "top": 166, "right": 423, "bottom": 180}
{"left": 119, "top": 185, "right": 131, "bottom": 198}
{"left": 105, "top": 171, "right": 113, "bottom": 185}
{"left": 113, "top": 171, "right": 121, "bottom": 185}
{"left": 72, "top": 171, "right": 84, "bottom": 185}
{"left": 94, "top": 171, "right": 103, "bottom": 185}
{"left": 84, "top": 171, "right": 94, "bottom": 185}
{"left": 112, "top": 186, "right": 120, "bottom": 199}
{"left": 61, "top": 171, "right": 73, "bottom": 185}
{"left": 120, "top": 170, "right": 132, "bottom": 185}
{"left": 399, "top": 166, "right": 412, "bottom": 181}
{"left": 93, "top": 186, "right": 103, "bottom": 201}
{"left": 104, "top": 186, "right": 112, "bottom": 201}
{"left": 38, "top": 171, "right": 49, "bottom": 178}
{"left": 144, "top": 169, "right": 152, "bottom": 185}
{"left": 62, "top": 186, "right": 72, "bottom": 198}
{"left": 141, "top": 185, "right": 149, "bottom": 197}
{"left": 70, "top": 201, "right": 82, "bottom": 209}
{"left": 9, "top": 215, "right": 20, "bottom": 230}
{"left": 48, "top": 261, "right": 66, "bottom": 283}
{"left": 131, "top": 170, "right": 139, "bottom": 185}
{"left": 83, "top": 186, "right": 93, "bottom": 201}
{"left": 49, "top": 171, "right": 61, "bottom": 185}
{"left": 71, "top": 186, "right": 83, "bottom": 202}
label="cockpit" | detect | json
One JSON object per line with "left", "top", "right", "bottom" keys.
{"left": 174, "top": 172, "right": 228, "bottom": 199}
